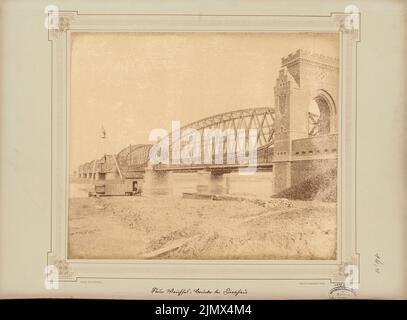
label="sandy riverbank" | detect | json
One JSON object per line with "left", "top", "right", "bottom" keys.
{"left": 68, "top": 193, "right": 336, "bottom": 260}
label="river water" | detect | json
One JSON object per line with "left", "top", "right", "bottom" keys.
{"left": 70, "top": 171, "right": 275, "bottom": 198}
{"left": 143, "top": 171, "right": 275, "bottom": 198}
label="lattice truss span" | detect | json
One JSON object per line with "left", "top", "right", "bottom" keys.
{"left": 163, "top": 107, "right": 276, "bottom": 164}
{"left": 78, "top": 108, "right": 277, "bottom": 174}
{"left": 116, "top": 144, "right": 153, "bottom": 170}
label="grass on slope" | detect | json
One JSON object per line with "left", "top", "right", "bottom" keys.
{"left": 272, "top": 168, "right": 337, "bottom": 202}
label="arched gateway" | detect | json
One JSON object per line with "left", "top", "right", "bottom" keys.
{"left": 273, "top": 49, "right": 339, "bottom": 193}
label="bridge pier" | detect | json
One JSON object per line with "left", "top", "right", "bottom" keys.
{"left": 196, "top": 171, "right": 230, "bottom": 195}
{"left": 93, "top": 172, "right": 106, "bottom": 180}
{"left": 105, "top": 172, "right": 120, "bottom": 180}
{"left": 143, "top": 170, "right": 171, "bottom": 196}
{"left": 274, "top": 162, "right": 292, "bottom": 194}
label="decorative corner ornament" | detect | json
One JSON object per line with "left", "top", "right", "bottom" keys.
{"left": 333, "top": 254, "right": 360, "bottom": 287}
{"left": 57, "top": 16, "right": 71, "bottom": 32}
{"left": 329, "top": 254, "right": 360, "bottom": 298}
{"left": 46, "top": 8, "right": 77, "bottom": 39}
{"left": 47, "top": 255, "right": 75, "bottom": 282}
{"left": 333, "top": 6, "right": 361, "bottom": 41}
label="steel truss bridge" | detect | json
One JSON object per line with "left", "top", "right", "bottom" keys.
{"left": 77, "top": 107, "right": 334, "bottom": 179}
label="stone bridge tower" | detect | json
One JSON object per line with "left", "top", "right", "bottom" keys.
{"left": 273, "top": 49, "right": 339, "bottom": 193}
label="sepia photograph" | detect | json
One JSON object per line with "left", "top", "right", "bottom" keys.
{"left": 68, "top": 32, "right": 340, "bottom": 260}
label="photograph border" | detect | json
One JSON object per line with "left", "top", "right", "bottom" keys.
{"left": 47, "top": 11, "right": 360, "bottom": 284}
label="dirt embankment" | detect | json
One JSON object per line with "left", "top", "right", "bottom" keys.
{"left": 272, "top": 168, "right": 337, "bottom": 202}
{"left": 68, "top": 195, "right": 336, "bottom": 260}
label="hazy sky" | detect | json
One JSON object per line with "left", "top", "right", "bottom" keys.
{"left": 70, "top": 32, "right": 339, "bottom": 171}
